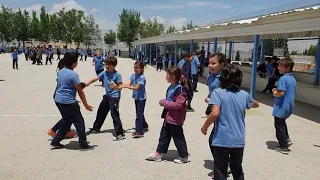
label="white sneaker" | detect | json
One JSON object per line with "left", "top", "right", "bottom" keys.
{"left": 174, "top": 155, "right": 191, "bottom": 164}
{"left": 202, "top": 115, "right": 208, "bottom": 118}
{"left": 145, "top": 152, "right": 162, "bottom": 162}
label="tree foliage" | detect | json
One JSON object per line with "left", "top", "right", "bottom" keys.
{"left": 104, "top": 30, "right": 117, "bottom": 50}
{"left": 117, "top": 9, "right": 141, "bottom": 52}
{"left": 303, "top": 44, "right": 317, "bottom": 57}
{"left": 139, "top": 18, "right": 164, "bottom": 38}
{"left": 166, "top": 26, "right": 177, "bottom": 34}
{"left": 0, "top": 5, "right": 101, "bottom": 48}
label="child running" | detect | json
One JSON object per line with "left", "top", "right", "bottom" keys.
{"left": 50, "top": 52, "right": 94, "bottom": 151}
{"left": 146, "top": 66, "right": 190, "bottom": 164}
{"left": 92, "top": 51, "right": 105, "bottom": 86}
{"left": 120, "top": 61, "right": 149, "bottom": 138}
{"left": 11, "top": 48, "right": 18, "bottom": 70}
{"left": 201, "top": 65, "right": 259, "bottom": 179}
{"left": 47, "top": 58, "right": 85, "bottom": 138}
{"left": 86, "top": 56, "right": 126, "bottom": 141}
{"left": 272, "top": 57, "right": 296, "bottom": 154}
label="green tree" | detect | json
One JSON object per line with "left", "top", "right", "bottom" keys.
{"left": 117, "top": 9, "right": 141, "bottom": 54}
{"left": 82, "top": 15, "right": 100, "bottom": 48}
{"left": 104, "top": 30, "right": 117, "bottom": 51}
{"left": 182, "top": 21, "right": 199, "bottom": 31}
{"left": 13, "top": 9, "right": 30, "bottom": 48}
{"left": 166, "top": 25, "right": 176, "bottom": 34}
{"left": 39, "top": 6, "right": 50, "bottom": 43}
{"left": 305, "top": 44, "right": 317, "bottom": 57}
{"left": 265, "top": 39, "right": 289, "bottom": 56}
{"left": 29, "top": 11, "right": 40, "bottom": 42}
{"left": 139, "top": 18, "right": 164, "bottom": 38}
{"left": 0, "top": 5, "right": 15, "bottom": 45}
{"left": 50, "top": 13, "right": 63, "bottom": 42}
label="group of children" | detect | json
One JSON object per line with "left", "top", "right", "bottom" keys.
{"left": 48, "top": 50, "right": 297, "bottom": 179}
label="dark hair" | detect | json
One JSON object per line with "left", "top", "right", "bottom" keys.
{"left": 57, "top": 58, "right": 65, "bottom": 70}
{"left": 180, "top": 53, "right": 187, "bottom": 59}
{"left": 167, "top": 66, "right": 182, "bottom": 84}
{"left": 265, "top": 57, "right": 272, "bottom": 62}
{"left": 219, "top": 65, "right": 243, "bottom": 91}
{"left": 134, "top": 60, "right": 145, "bottom": 73}
{"left": 185, "top": 52, "right": 194, "bottom": 58}
{"left": 195, "top": 51, "right": 201, "bottom": 55}
{"left": 278, "top": 57, "right": 294, "bottom": 71}
{"left": 63, "top": 52, "right": 78, "bottom": 67}
{"left": 210, "top": 53, "right": 227, "bottom": 64}
{"left": 104, "top": 56, "right": 118, "bottom": 66}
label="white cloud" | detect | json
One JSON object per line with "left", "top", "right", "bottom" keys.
{"left": 96, "top": 18, "right": 118, "bottom": 32}
{"left": 140, "top": 16, "right": 146, "bottom": 22}
{"left": 19, "top": 4, "right": 43, "bottom": 15}
{"left": 49, "top": 0, "right": 86, "bottom": 14}
{"left": 168, "top": 17, "right": 187, "bottom": 29}
{"left": 150, "top": 16, "right": 166, "bottom": 24}
{"left": 90, "top": 8, "right": 99, "bottom": 13}
{"left": 141, "top": 1, "right": 230, "bottom": 10}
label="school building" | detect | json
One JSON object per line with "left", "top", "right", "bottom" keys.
{"left": 132, "top": 1, "right": 320, "bottom": 107}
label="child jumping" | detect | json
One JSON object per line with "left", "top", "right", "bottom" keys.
{"left": 86, "top": 56, "right": 126, "bottom": 141}
{"left": 201, "top": 65, "right": 259, "bottom": 179}
{"left": 272, "top": 57, "right": 296, "bottom": 154}
{"left": 50, "top": 52, "right": 94, "bottom": 151}
{"left": 120, "top": 61, "right": 149, "bottom": 138}
{"left": 146, "top": 66, "right": 190, "bottom": 164}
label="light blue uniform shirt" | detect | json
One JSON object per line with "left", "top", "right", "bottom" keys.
{"left": 93, "top": 56, "right": 104, "bottom": 70}
{"left": 272, "top": 73, "right": 296, "bottom": 119}
{"left": 210, "top": 88, "right": 254, "bottom": 148}
{"left": 207, "top": 72, "right": 221, "bottom": 98}
{"left": 54, "top": 68, "right": 80, "bottom": 104}
{"left": 98, "top": 70, "right": 122, "bottom": 98}
{"left": 130, "top": 73, "right": 147, "bottom": 100}
{"left": 191, "top": 56, "right": 200, "bottom": 75}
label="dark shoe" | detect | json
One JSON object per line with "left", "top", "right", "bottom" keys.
{"left": 193, "top": 90, "right": 198, "bottom": 92}
{"left": 87, "top": 128, "right": 100, "bottom": 134}
{"left": 50, "top": 141, "right": 64, "bottom": 149}
{"left": 113, "top": 134, "right": 126, "bottom": 141}
{"left": 132, "top": 133, "right": 144, "bottom": 138}
{"left": 187, "top": 107, "right": 195, "bottom": 112}
{"left": 143, "top": 127, "right": 149, "bottom": 133}
{"left": 79, "top": 145, "right": 95, "bottom": 151}
{"left": 274, "top": 147, "right": 290, "bottom": 154}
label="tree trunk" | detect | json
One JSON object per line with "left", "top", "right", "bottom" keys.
{"left": 23, "top": 41, "right": 25, "bottom": 49}
{"left": 128, "top": 43, "right": 131, "bottom": 58}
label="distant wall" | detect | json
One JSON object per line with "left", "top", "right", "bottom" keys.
{"left": 202, "top": 66, "right": 320, "bottom": 107}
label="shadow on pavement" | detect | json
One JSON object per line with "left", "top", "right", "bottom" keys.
{"left": 198, "top": 76, "right": 320, "bottom": 124}
{"left": 203, "top": 160, "right": 214, "bottom": 177}
{"left": 265, "top": 141, "right": 279, "bottom": 150}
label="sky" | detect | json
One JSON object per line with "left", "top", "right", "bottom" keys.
{"left": 0, "top": 0, "right": 300, "bottom": 32}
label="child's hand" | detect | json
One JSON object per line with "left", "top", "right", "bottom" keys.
{"left": 204, "top": 97, "right": 209, "bottom": 103}
{"left": 84, "top": 104, "right": 93, "bottom": 111}
{"left": 159, "top": 99, "right": 165, "bottom": 106}
{"left": 85, "top": 81, "right": 91, "bottom": 86}
{"left": 201, "top": 126, "right": 207, "bottom": 135}
{"left": 272, "top": 88, "right": 277, "bottom": 93}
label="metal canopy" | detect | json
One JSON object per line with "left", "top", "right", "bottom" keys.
{"left": 133, "top": 8, "right": 320, "bottom": 45}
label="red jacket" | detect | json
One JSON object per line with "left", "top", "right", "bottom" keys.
{"left": 160, "top": 90, "right": 187, "bottom": 126}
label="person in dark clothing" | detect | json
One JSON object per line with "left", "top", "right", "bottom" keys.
{"left": 156, "top": 54, "right": 163, "bottom": 72}
{"left": 181, "top": 52, "right": 195, "bottom": 112}
{"left": 56, "top": 48, "right": 61, "bottom": 61}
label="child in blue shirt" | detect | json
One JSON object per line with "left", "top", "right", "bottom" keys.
{"left": 92, "top": 51, "right": 105, "bottom": 86}
{"left": 143, "top": 55, "right": 149, "bottom": 69}
{"left": 191, "top": 51, "right": 200, "bottom": 92}
{"left": 86, "top": 57, "right": 126, "bottom": 141}
{"left": 120, "top": 61, "right": 149, "bottom": 138}
{"left": 11, "top": 48, "right": 19, "bottom": 70}
{"left": 201, "top": 65, "right": 259, "bottom": 180}
{"left": 45, "top": 48, "right": 53, "bottom": 65}
{"left": 50, "top": 52, "right": 94, "bottom": 151}
{"left": 272, "top": 57, "right": 296, "bottom": 154}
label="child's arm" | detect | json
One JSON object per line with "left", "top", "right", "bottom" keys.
{"left": 201, "top": 105, "right": 220, "bottom": 135}
{"left": 120, "top": 80, "right": 139, "bottom": 90}
{"left": 272, "top": 77, "right": 286, "bottom": 98}
{"left": 85, "top": 76, "right": 100, "bottom": 86}
{"left": 272, "top": 89, "right": 285, "bottom": 97}
{"left": 251, "top": 100, "right": 260, "bottom": 108}
{"left": 159, "top": 93, "right": 186, "bottom": 110}
{"left": 74, "top": 84, "right": 93, "bottom": 111}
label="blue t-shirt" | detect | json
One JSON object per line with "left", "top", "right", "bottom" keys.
{"left": 210, "top": 88, "right": 254, "bottom": 148}
{"left": 24, "top": 49, "right": 29, "bottom": 54}
{"left": 166, "top": 83, "right": 182, "bottom": 102}
{"left": 272, "top": 73, "right": 296, "bottom": 119}
{"left": 12, "top": 52, "right": 18, "bottom": 60}
{"left": 94, "top": 56, "right": 104, "bottom": 70}
{"left": 191, "top": 56, "right": 200, "bottom": 75}
{"left": 130, "top": 73, "right": 147, "bottom": 100}
{"left": 98, "top": 70, "right": 122, "bottom": 98}
{"left": 54, "top": 68, "right": 81, "bottom": 104}
{"left": 266, "top": 64, "right": 273, "bottom": 78}
{"left": 178, "top": 60, "right": 185, "bottom": 68}
{"left": 207, "top": 72, "right": 221, "bottom": 97}
{"left": 144, "top": 58, "right": 149, "bottom": 63}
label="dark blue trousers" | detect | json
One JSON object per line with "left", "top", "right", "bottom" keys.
{"left": 134, "top": 100, "right": 148, "bottom": 134}
{"left": 52, "top": 102, "right": 88, "bottom": 148}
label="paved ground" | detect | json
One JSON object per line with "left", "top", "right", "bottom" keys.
{"left": 0, "top": 53, "right": 320, "bottom": 180}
